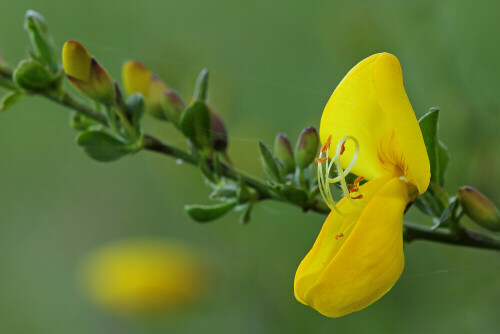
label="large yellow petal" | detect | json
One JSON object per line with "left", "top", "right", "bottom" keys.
{"left": 294, "top": 176, "right": 391, "bottom": 303}
{"left": 295, "top": 177, "right": 409, "bottom": 317}
{"left": 320, "top": 53, "right": 430, "bottom": 194}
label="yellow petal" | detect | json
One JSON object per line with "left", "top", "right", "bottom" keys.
{"left": 62, "top": 41, "right": 92, "bottom": 81}
{"left": 320, "top": 53, "right": 430, "bottom": 194}
{"left": 122, "top": 60, "right": 152, "bottom": 97}
{"left": 295, "top": 176, "right": 409, "bottom": 317}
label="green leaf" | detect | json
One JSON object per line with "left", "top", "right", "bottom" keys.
{"left": 70, "top": 112, "right": 99, "bottom": 131}
{"left": 0, "top": 91, "right": 26, "bottom": 111}
{"left": 433, "top": 196, "right": 459, "bottom": 230}
{"left": 13, "top": 59, "right": 54, "bottom": 90}
{"left": 76, "top": 130, "right": 131, "bottom": 162}
{"left": 418, "top": 107, "right": 449, "bottom": 186}
{"left": 126, "top": 93, "right": 145, "bottom": 131}
{"left": 276, "top": 184, "right": 309, "bottom": 206}
{"left": 180, "top": 101, "right": 212, "bottom": 153}
{"left": 239, "top": 203, "right": 253, "bottom": 225}
{"left": 259, "top": 141, "right": 283, "bottom": 183}
{"left": 184, "top": 201, "right": 237, "bottom": 222}
{"left": 193, "top": 68, "right": 209, "bottom": 101}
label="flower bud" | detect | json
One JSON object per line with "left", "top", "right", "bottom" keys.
{"left": 209, "top": 107, "right": 228, "bottom": 152}
{"left": 458, "top": 186, "right": 500, "bottom": 231}
{"left": 78, "top": 238, "right": 206, "bottom": 315}
{"left": 24, "top": 10, "right": 58, "bottom": 73}
{"left": 62, "top": 41, "right": 115, "bottom": 105}
{"left": 162, "top": 90, "right": 185, "bottom": 125}
{"left": 122, "top": 60, "right": 176, "bottom": 119}
{"left": 274, "top": 133, "right": 295, "bottom": 174}
{"left": 295, "top": 126, "right": 319, "bottom": 169}
{"left": 13, "top": 59, "right": 54, "bottom": 90}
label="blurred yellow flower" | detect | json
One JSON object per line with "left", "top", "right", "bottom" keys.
{"left": 294, "top": 53, "right": 430, "bottom": 317}
{"left": 62, "top": 40, "right": 115, "bottom": 105}
{"left": 78, "top": 238, "right": 206, "bottom": 315}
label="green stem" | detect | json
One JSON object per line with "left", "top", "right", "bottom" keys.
{"left": 2, "top": 66, "right": 500, "bottom": 252}
{"left": 403, "top": 221, "right": 500, "bottom": 251}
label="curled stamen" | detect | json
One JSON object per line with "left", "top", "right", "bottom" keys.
{"left": 316, "top": 135, "right": 360, "bottom": 213}
{"left": 320, "top": 135, "right": 332, "bottom": 153}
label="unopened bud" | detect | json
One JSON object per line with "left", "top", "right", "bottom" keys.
{"left": 274, "top": 133, "right": 295, "bottom": 174}
{"left": 209, "top": 107, "right": 228, "bottom": 152}
{"left": 295, "top": 126, "right": 319, "bottom": 169}
{"left": 458, "top": 186, "right": 500, "bottom": 231}
{"left": 122, "top": 60, "right": 172, "bottom": 119}
{"left": 24, "top": 10, "right": 58, "bottom": 73}
{"left": 62, "top": 41, "right": 115, "bottom": 105}
{"left": 162, "top": 90, "right": 185, "bottom": 125}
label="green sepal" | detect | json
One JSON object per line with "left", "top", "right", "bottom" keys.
{"left": 180, "top": 100, "right": 212, "bottom": 154}
{"left": 76, "top": 130, "right": 132, "bottom": 162}
{"left": 259, "top": 140, "right": 283, "bottom": 184}
{"left": 126, "top": 93, "right": 145, "bottom": 131}
{"left": 184, "top": 200, "right": 237, "bottom": 223}
{"left": 418, "top": 107, "right": 450, "bottom": 186}
{"left": 0, "top": 91, "right": 26, "bottom": 111}
{"left": 24, "top": 10, "right": 58, "bottom": 73}
{"left": 193, "top": 68, "right": 208, "bottom": 101}
{"left": 13, "top": 59, "right": 54, "bottom": 90}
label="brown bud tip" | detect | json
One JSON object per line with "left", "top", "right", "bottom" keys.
{"left": 295, "top": 126, "right": 319, "bottom": 169}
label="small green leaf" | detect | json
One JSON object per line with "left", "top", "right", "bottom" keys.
{"left": 433, "top": 196, "right": 459, "bottom": 230}
{"left": 259, "top": 141, "right": 283, "bottom": 183}
{"left": 13, "top": 59, "right": 54, "bottom": 90}
{"left": 275, "top": 184, "right": 309, "bottom": 206}
{"left": 199, "top": 160, "right": 217, "bottom": 184}
{"left": 418, "top": 107, "right": 449, "bottom": 186}
{"left": 126, "top": 93, "right": 145, "bottom": 131}
{"left": 0, "top": 91, "right": 26, "bottom": 111}
{"left": 77, "top": 130, "right": 131, "bottom": 162}
{"left": 184, "top": 201, "right": 237, "bottom": 223}
{"left": 193, "top": 68, "right": 209, "bottom": 101}
{"left": 180, "top": 101, "right": 212, "bottom": 153}
{"left": 70, "top": 112, "right": 98, "bottom": 131}
{"left": 239, "top": 203, "right": 253, "bottom": 225}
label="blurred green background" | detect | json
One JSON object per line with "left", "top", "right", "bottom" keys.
{"left": 1, "top": 0, "right": 499, "bottom": 333}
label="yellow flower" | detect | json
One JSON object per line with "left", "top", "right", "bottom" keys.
{"left": 62, "top": 41, "right": 115, "bottom": 105}
{"left": 78, "top": 238, "right": 206, "bottom": 315}
{"left": 122, "top": 60, "right": 171, "bottom": 118}
{"left": 294, "top": 53, "right": 430, "bottom": 317}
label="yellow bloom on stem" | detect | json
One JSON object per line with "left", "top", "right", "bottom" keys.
{"left": 294, "top": 53, "right": 430, "bottom": 318}
{"left": 122, "top": 60, "right": 171, "bottom": 118}
{"left": 62, "top": 41, "right": 115, "bottom": 105}
{"left": 78, "top": 238, "right": 206, "bottom": 316}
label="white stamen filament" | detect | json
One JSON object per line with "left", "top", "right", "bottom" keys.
{"left": 316, "top": 136, "right": 360, "bottom": 214}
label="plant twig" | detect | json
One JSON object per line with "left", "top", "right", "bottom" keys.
{"left": 1, "top": 70, "right": 500, "bottom": 252}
